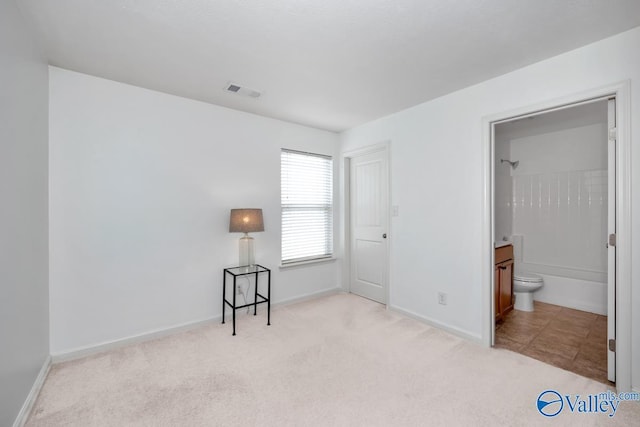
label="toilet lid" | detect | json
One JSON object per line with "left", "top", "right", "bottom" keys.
{"left": 514, "top": 272, "right": 543, "bottom": 283}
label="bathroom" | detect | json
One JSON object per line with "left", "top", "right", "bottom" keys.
{"left": 493, "top": 100, "right": 612, "bottom": 384}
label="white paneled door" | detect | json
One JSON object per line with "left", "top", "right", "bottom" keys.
{"left": 349, "top": 149, "right": 389, "bottom": 304}
{"left": 607, "top": 98, "right": 616, "bottom": 383}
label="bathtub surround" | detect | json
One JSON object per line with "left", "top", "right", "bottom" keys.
{"left": 510, "top": 117, "right": 608, "bottom": 283}
{"left": 494, "top": 132, "right": 513, "bottom": 243}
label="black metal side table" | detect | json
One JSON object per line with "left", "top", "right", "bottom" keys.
{"left": 222, "top": 264, "right": 271, "bottom": 336}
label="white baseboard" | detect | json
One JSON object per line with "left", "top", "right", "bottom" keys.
{"left": 52, "top": 287, "right": 341, "bottom": 363}
{"left": 12, "top": 355, "right": 51, "bottom": 427}
{"left": 51, "top": 316, "right": 221, "bottom": 363}
{"left": 389, "top": 305, "right": 483, "bottom": 344}
{"left": 273, "top": 287, "right": 341, "bottom": 307}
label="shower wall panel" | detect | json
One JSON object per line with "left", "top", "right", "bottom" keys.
{"left": 513, "top": 169, "right": 607, "bottom": 276}
{"left": 511, "top": 121, "right": 608, "bottom": 286}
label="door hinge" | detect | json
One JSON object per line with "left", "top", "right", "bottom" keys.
{"left": 608, "top": 234, "right": 616, "bottom": 247}
{"left": 609, "top": 338, "right": 616, "bottom": 352}
{"left": 608, "top": 127, "right": 617, "bottom": 141}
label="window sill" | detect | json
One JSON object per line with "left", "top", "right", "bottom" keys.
{"left": 279, "top": 257, "right": 337, "bottom": 270}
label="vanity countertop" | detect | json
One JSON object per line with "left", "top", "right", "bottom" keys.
{"left": 495, "top": 241, "right": 513, "bottom": 248}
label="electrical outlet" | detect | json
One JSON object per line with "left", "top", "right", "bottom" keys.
{"left": 438, "top": 292, "right": 447, "bottom": 305}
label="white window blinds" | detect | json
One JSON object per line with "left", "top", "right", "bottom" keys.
{"left": 281, "top": 149, "right": 333, "bottom": 264}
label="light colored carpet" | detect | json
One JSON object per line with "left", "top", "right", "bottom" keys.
{"left": 27, "top": 293, "right": 639, "bottom": 426}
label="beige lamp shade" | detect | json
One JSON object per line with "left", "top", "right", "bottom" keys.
{"left": 229, "top": 209, "right": 264, "bottom": 233}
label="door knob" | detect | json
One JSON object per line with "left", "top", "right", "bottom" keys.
{"left": 382, "top": 233, "right": 387, "bottom": 239}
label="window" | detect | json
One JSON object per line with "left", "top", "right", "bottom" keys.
{"left": 281, "top": 149, "right": 333, "bottom": 264}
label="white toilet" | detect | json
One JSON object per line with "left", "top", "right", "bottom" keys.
{"left": 510, "top": 235, "right": 544, "bottom": 311}
{"left": 513, "top": 272, "right": 544, "bottom": 312}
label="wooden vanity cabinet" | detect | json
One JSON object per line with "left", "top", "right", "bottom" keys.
{"left": 495, "top": 245, "right": 514, "bottom": 320}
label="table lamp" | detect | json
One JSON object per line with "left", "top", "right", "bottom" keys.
{"left": 229, "top": 208, "right": 264, "bottom": 267}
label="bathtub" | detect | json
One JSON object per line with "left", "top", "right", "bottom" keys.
{"left": 533, "top": 273, "right": 606, "bottom": 315}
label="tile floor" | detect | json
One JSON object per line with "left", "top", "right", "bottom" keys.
{"left": 495, "top": 301, "right": 611, "bottom": 385}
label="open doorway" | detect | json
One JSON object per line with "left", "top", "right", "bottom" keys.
{"left": 482, "top": 82, "right": 632, "bottom": 392}
{"left": 491, "top": 100, "right": 613, "bottom": 384}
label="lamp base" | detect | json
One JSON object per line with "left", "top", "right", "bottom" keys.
{"left": 239, "top": 234, "right": 255, "bottom": 268}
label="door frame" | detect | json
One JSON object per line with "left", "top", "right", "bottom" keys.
{"left": 342, "top": 141, "right": 391, "bottom": 306}
{"left": 480, "top": 81, "right": 632, "bottom": 392}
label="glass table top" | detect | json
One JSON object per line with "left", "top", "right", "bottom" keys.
{"left": 224, "top": 264, "right": 270, "bottom": 276}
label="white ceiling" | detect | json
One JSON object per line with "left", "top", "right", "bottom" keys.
{"left": 19, "top": 0, "right": 640, "bottom": 132}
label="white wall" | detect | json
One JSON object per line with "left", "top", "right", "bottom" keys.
{"left": 0, "top": 0, "right": 50, "bottom": 425}
{"left": 340, "top": 27, "right": 640, "bottom": 389}
{"left": 49, "top": 67, "right": 340, "bottom": 354}
{"left": 511, "top": 122, "right": 608, "bottom": 280}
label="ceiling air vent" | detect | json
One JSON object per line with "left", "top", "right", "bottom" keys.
{"left": 225, "top": 83, "right": 261, "bottom": 98}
